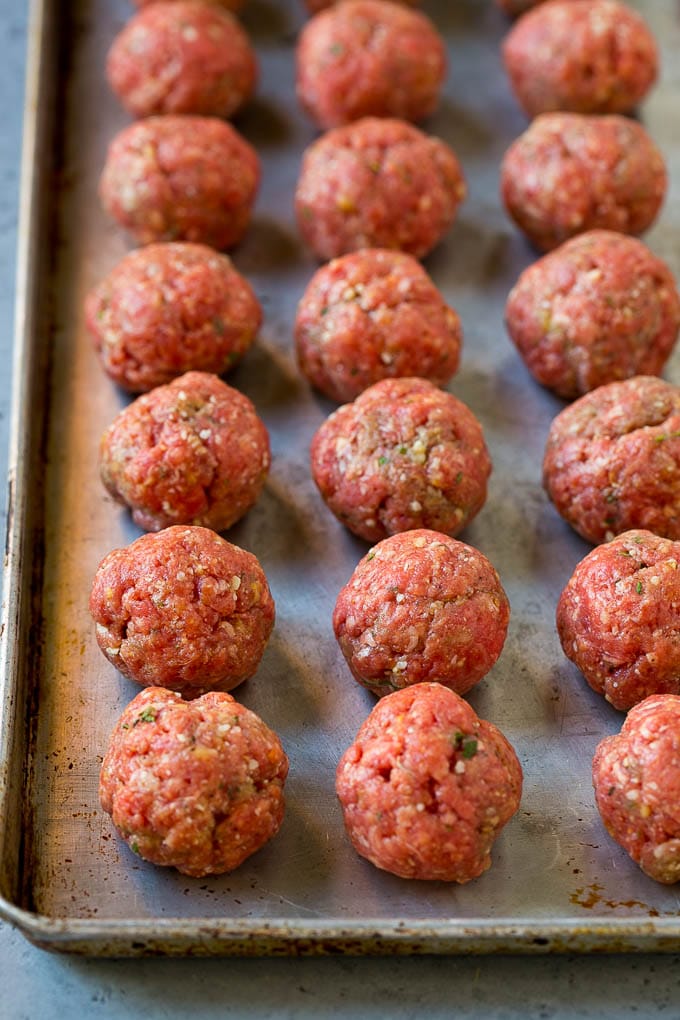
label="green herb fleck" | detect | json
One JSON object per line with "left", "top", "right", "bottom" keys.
{"left": 329, "top": 41, "right": 345, "bottom": 57}
{"left": 455, "top": 471, "right": 463, "bottom": 485}
{"left": 462, "top": 738, "right": 478, "bottom": 759}
{"left": 619, "top": 548, "right": 631, "bottom": 557}
{"left": 451, "top": 731, "right": 478, "bottom": 758}
{"left": 121, "top": 723, "right": 129, "bottom": 730}
{"left": 378, "top": 455, "right": 388, "bottom": 466}
{"left": 398, "top": 445, "right": 408, "bottom": 455}
{"left": 636, "top": 580, "right": 643, "bottom": 595}
{"left": 320, "top": 306, "right": 329, "bottom": 316}
{"left": 367, "top": 551, "right": 376, "bottom": 561}
{"left": 212, "top": 316, "right": 225, "bottom": 335}
{"left": 130, "top": 841, "right": 140, "bottom": 855}
{"left": 633, "top": 536, "right": 643, "bottom": 544}
{"left": 135, "top": 707, "right": 156, "bottom": 725}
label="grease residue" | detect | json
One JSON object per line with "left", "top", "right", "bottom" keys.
{"left": 571, "top": 882, "right": 659, "bottom": 916}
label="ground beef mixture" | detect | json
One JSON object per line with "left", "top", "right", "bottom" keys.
{"left": 557, "top": 530, "right": 680, "bottom": 710}
{"left": 336, "top": 682, "right": 523, "bottom": 881}
{"left": 310, "top": 377, "right": 491, "bottom": 542}
{"left": 100, "top": 687, "right": 288, "bottom": 877}
{"left": 90, "top": 526, "right": 275, "bottom": 695}
{"left": 99, "top": 371, "right": 270, "bottom": 533}
{"left": 501, "top": 113, "right": 666, "bottom": 252}
{"left": 296, "top": 0, "right": 446, "bottom": 128}
{"left": 505, "top": 230, "right": 680, "bottom": 399}
{"left": 593, "top": 694, "right": 680, "bottom": 883}
{"left": 543, "top": 376, "right": 680, "bottom": 544}
{"left": 295, "top": 248, "right": 461, "bottom": 402}
{"left": 333, "top": 529, "right": 510, "bottom": 697}
{"left": 85, "top": 242, "right": 262, "bottom": 393}
{"left": 107, "top": 1, "right": 257, "bottom": 119}
{"left": 295, "top": 117, "right": 466, "bottom": 261}
{"left": 503, "top": 0, "right": 658, "bottom": 118}
{"left": 99, "top": 115, "right": 259, "bottom": 249}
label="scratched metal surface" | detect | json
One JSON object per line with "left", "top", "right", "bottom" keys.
{"left": 2, "top": 0, "right": 680, "bottom": 955}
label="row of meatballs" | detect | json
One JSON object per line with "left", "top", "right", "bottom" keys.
{"left": 109, "top": 0, "right": 660, "bottom": 128}
{"left": 92, "top": 0, "right": 679, "bottom": 887}
{"left": 92, "top": 514, "right": 680, "bottom": 886}
{"left": 92, "top": 0, "right": 524, "bottom": 889}
{"left": 99, "top": 0, "right": 667, "bottom": 259}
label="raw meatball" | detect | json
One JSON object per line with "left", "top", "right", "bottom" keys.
{"left": 99, "top": 372, "right": 270, "bottom": 533}
{"left": 295, "top": 249, "right": 461, "bottom": 402}
{"left": 89, "top": 526, "right": 275, "bottom": 695}
{"left": 295, "top": 117, "right": 466, "bottom": 261}
{"left": 310, "top": 377, "right": 491, "bottom": 543}
{"left": 99, "top": 116, "right": 259, "bottom": 249}
{"left": 593, "top": 694, "right": 680, "bottom": 883}
{"left": 100, "top": 687, "right": 288, "bottom": 877}
{"left": 296, "top": 0, "right": 446, "bottom": 128}
{"left": 503, "top": 0, "right": 658, "bottom": 118}
{"left": 505, "top": 231, "right": 680, "bottom": 399}
{"left": 107, "top": 2, "right": 257, "bottom": 119}
{"left": 336, "top": 683, "right": 522, "bottom": 882}
{"left": 333, "top": 529, "right": 509, "bottom": 697}
{"left": 557, "top": 531, "right": 680, "bottom": 710}
{"left": 85, "top": 243, "right": 262, "bottom": 393}
{"left": 501, "top": 113, "right": 666, "bottom": 252}
{"left": 543, "top": 376, "right": 680, "bottom": 545}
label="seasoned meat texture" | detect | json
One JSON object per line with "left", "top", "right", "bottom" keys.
{"left": 134, "top": 0, "right": 245, "bottom": 9}
{"left": 307, "top": 0, "right": 420, "bottom": 10}
{"left": 557, "top": 531, "right": 680, "bottom": 710}
{"left": 99, "top": 372, "right": 270, "bottom": 533}
{"left": 107, "top": 2, "right": 257, "bottom": 119}
{"left": 295, "top": 249, "right": 461, "bottom": 402}
{"left": 593, "top": 694, "right": 680, "bottom": 883}
{"left": 295, "top": 117, "right": 466, "bottom": 261}
{"left": 89, "top": 526, "right": 275, "bottom": 694}
{"left": 99, "top": 116, "right": 259, "bottom": 250}
{"left": 543, "top": 376, "right": 680, "bottom": 545}
{"left": 336, "top": 683, "right": 522, "bottom": 881}
{"left": 501, "top": 113, "right": 666, "bottom": 252}
{"left": 296, "top": 0, "right": 446, "bottom": 128}
{"left": 100, "top": 687, "right": 288, "bottom": 877}
{"left": 310, "top": 377, "right": 491, "bottom": 542}
{"left": 505, "top": 231, "right": 680, "bottom": 399}
{"left": 85, "top": 243, "right": 262, "bottom": 393}
{"left": 333, "top": 530, "right": 509, "bottom": 697}
{"left": 503, "top": 0, "right": 658, "bottom": 118}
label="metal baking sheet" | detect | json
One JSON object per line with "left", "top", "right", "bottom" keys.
{"left": 2, "top": 0, "right": 680, "bottom": 956}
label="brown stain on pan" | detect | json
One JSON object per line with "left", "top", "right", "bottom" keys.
{"left": 571, "top": 882, "right": 660, "bottom": 917}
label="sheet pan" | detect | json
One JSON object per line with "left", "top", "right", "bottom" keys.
{"left": 2, "top": 0, "right": 680, "bottom": 955}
